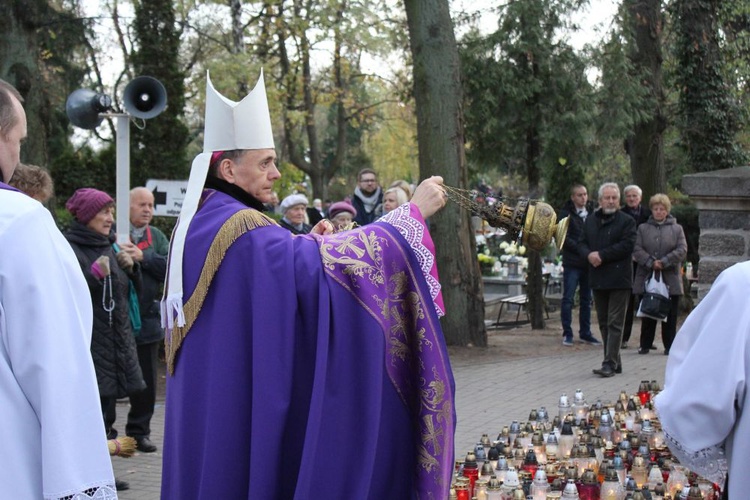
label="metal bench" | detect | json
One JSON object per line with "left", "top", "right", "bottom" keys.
{"left": 496, "top": 294, "right": 531, "bottom": 324}
{"left": 494, "top": 293, "right": 552, "bottom": 326}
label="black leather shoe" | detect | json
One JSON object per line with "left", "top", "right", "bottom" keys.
{"left": 134, "top": 436, "right": 157, "bottom": 453}
{"left": 638, "top": 348, "right": 650, "bottom": 354}
{"left": 115, "top": 479, "right": 130, "bottom": 491}
{"left": 593, "top": 365, "right": 615, "bottom": 377}
{"left": 615, "top": 365, "right": 622, "bottom": 374}
{"left": 650, "top": 344, "right": 658, "bottom": 350}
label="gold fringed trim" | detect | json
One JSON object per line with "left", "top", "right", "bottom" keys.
{"left": 166, "top": 209, "right": 276, "bottom": 374}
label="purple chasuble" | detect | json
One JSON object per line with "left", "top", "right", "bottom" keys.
{"left": 161, "top": 190, "right": 455, "bottom": 499}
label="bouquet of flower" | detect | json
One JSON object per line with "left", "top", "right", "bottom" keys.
{"left": 497, "top": 241, "right": 527, "bottom": 262}
{"left": 477, "top": 252, "right": 498, "bottom": 276}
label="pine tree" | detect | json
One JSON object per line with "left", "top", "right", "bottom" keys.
{"left": 671, "top": 0, "right": 746, "bottom": 172}
{"left": 130, "top": 0, "right": 189, "bottom": 185}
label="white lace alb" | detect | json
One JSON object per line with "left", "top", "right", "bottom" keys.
{"left": 380, "top": 204, "right": 444, "bottom": 317}
{"left": 56, "top": 484, "right": 118, "bottom": 500}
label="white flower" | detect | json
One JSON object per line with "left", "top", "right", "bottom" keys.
{"left": 518, "top": 245, "right": 526, "bottom": 255}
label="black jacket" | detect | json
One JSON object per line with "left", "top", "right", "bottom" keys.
{"left": 578, "top": 209, "right": 637, "bottom": 290}
{"left": 351, "top": 189, "right": 383, "bottom": 226}
{"left": 558, "top": 199, "right": 595, "bottom": 269}
{"left": 66, "top": 223, "right": 145, "bottom": 398}
{"left": 622, "top": 204, "right": 651, "bottom": 226}
{"left": 279, "top": 218, "right": 312, "bottom": 235}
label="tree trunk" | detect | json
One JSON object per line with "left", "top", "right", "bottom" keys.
{"left": 404, "top": 0, "right": 486, "bottom": 347}
{"left": 626, "top": 0, "right": 666, "bottom": 200}
{"left": 0, "top": 1, "right": 51, "bottom": 169}
{"left": 526, "top": 251, "right": 545, "bottom": 329}
{"left": 276, "top": 1, "right": 347, "bottom": 202}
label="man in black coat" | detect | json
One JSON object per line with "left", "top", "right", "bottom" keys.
{"left": 578, "top": 182, "right": 637, "bottom": 377}
{"left": 558, "top": 184, "right": 601, "bottom": 347}
{"left": 620, "top": 184, "right": 652, "bottom": 349}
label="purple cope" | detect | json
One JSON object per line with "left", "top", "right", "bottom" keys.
{"left": 161, "top": 189, "right": 455, "bottom": 499}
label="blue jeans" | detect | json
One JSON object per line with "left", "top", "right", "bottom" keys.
{"left": 561, "top": 266, "right": 592, "bottom": 339}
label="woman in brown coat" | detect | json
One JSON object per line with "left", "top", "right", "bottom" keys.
{"left": 632, "top": 193, "right": 688, "bottom": 355}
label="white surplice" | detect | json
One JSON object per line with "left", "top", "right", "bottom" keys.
{"left": 0, "top": 188, "right": 116, "bottom": 499}
{"left": 655, "top": 260, "right": 750, "bottom": 497}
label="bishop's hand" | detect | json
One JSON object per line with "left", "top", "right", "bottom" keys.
{"left": 410, "top": 176, "right": 446, "bottom": 219}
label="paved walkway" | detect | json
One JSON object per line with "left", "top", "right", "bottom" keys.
{"left": 113, "top": 334, "right": 669, "bottom": 499}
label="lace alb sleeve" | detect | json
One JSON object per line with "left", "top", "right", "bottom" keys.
{"left": 659, "top": 422, "right": 728, "bottom": 487}
{"left": 379, "top": 203, "right": 444, "bottom": 317}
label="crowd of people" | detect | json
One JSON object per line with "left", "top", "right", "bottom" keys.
{"left": 269, "top": 169, "right": 416, "bottom": 235}
{"left": 3, "top": 68, "right": 746, "bottom": 498}
{"left": 558, "top": 182, "right": 687, "bottom": 377}
{"left": 1, "top": 74, "right": 450, "bottom": 498}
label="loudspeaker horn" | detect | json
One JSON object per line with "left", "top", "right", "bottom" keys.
{"left": 65, "top": 89, "right": 113, "bottom": 130}
{"left": 123, "top": 76, "right": 167, "bottom": 119}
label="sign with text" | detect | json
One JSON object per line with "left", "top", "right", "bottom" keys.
{"left": 145, "top": 179, "right": 188, "bottom": 217}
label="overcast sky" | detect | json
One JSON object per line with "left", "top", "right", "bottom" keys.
{"left": 450, "top": 0, "right": 619, "bottom": 50}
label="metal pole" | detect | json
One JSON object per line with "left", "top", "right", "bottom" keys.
{"left": 115, "top": 114, "right": 130, "bottom": 245}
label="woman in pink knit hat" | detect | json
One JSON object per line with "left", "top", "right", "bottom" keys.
{"left": 327, "top": 200, "right": 357, "bottom": 231}
{"left": 64, "top": 188, "right": 145, "bottom": 491}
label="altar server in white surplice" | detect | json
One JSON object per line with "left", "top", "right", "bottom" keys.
{"left": 0, "top": 78, "right": 116, "bottom": 499}
{"left": 655, "top": 261, "right": 750, "bottom": 498}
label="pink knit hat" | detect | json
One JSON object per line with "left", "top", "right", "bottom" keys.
{"left": 328, "top": 201, "right": 357, "bottom": 219}
{"left": 66, "top": 188, "right": 114, "bottom": 224}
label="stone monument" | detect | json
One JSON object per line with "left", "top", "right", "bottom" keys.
{"left": 683, "top": 166, "right": 750, "bottom": 300}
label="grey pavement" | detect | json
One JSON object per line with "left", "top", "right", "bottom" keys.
{"left": 112, "top": 323, "right": 669, "bottom": 499}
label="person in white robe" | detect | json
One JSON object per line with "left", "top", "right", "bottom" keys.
{"left": 0, "top": 78, "right": 115, "bottom": 499}
{"left": 654, "top": 261, "right": 750, "bottom": 498}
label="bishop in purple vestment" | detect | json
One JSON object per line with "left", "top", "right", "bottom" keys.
{"left": 161, "top": 73, "right": 455, "bottom": 499}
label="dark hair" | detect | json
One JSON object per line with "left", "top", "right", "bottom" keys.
{"left": 569, "top": 183, "right": 586, "bottom": 196}
{"left": 0, "top": 79, "right": 23, "bottom": 140}
{"left": 357, "top": 168, "right": 377, "bottom": 181}
{"left": 207, "top": 150, "right": 247, "bottom": 177}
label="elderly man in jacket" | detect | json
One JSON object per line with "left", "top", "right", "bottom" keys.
{"left": 120, "top": 186, "right": 169, "bottom": 453}
{"left": 578, "top": 182, "right": 636, "bottom": 377}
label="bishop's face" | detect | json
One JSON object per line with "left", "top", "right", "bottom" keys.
{"left": 221, "top": 148, "right": 280, "bottom": 204}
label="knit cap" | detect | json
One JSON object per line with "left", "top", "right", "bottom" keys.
{"left": 328, "top": 201, "right": 357, "bottom": 219}
{"left": 280, "top": 193, "right": 308, "bottom": 214}
{"left": 66, "top": 188, "right": 114, "bottom": 224}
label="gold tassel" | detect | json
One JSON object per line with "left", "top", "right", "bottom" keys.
{"left": 166, "top": 209, "right": 276, "bottom": 373}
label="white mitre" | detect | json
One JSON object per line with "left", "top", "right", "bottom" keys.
{"left": 162, "top": 70, "right": 275, "bottom": 329}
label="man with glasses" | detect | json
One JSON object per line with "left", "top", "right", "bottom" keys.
{"left": 351, "top": 168, "right": 383, "bottom": 225}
